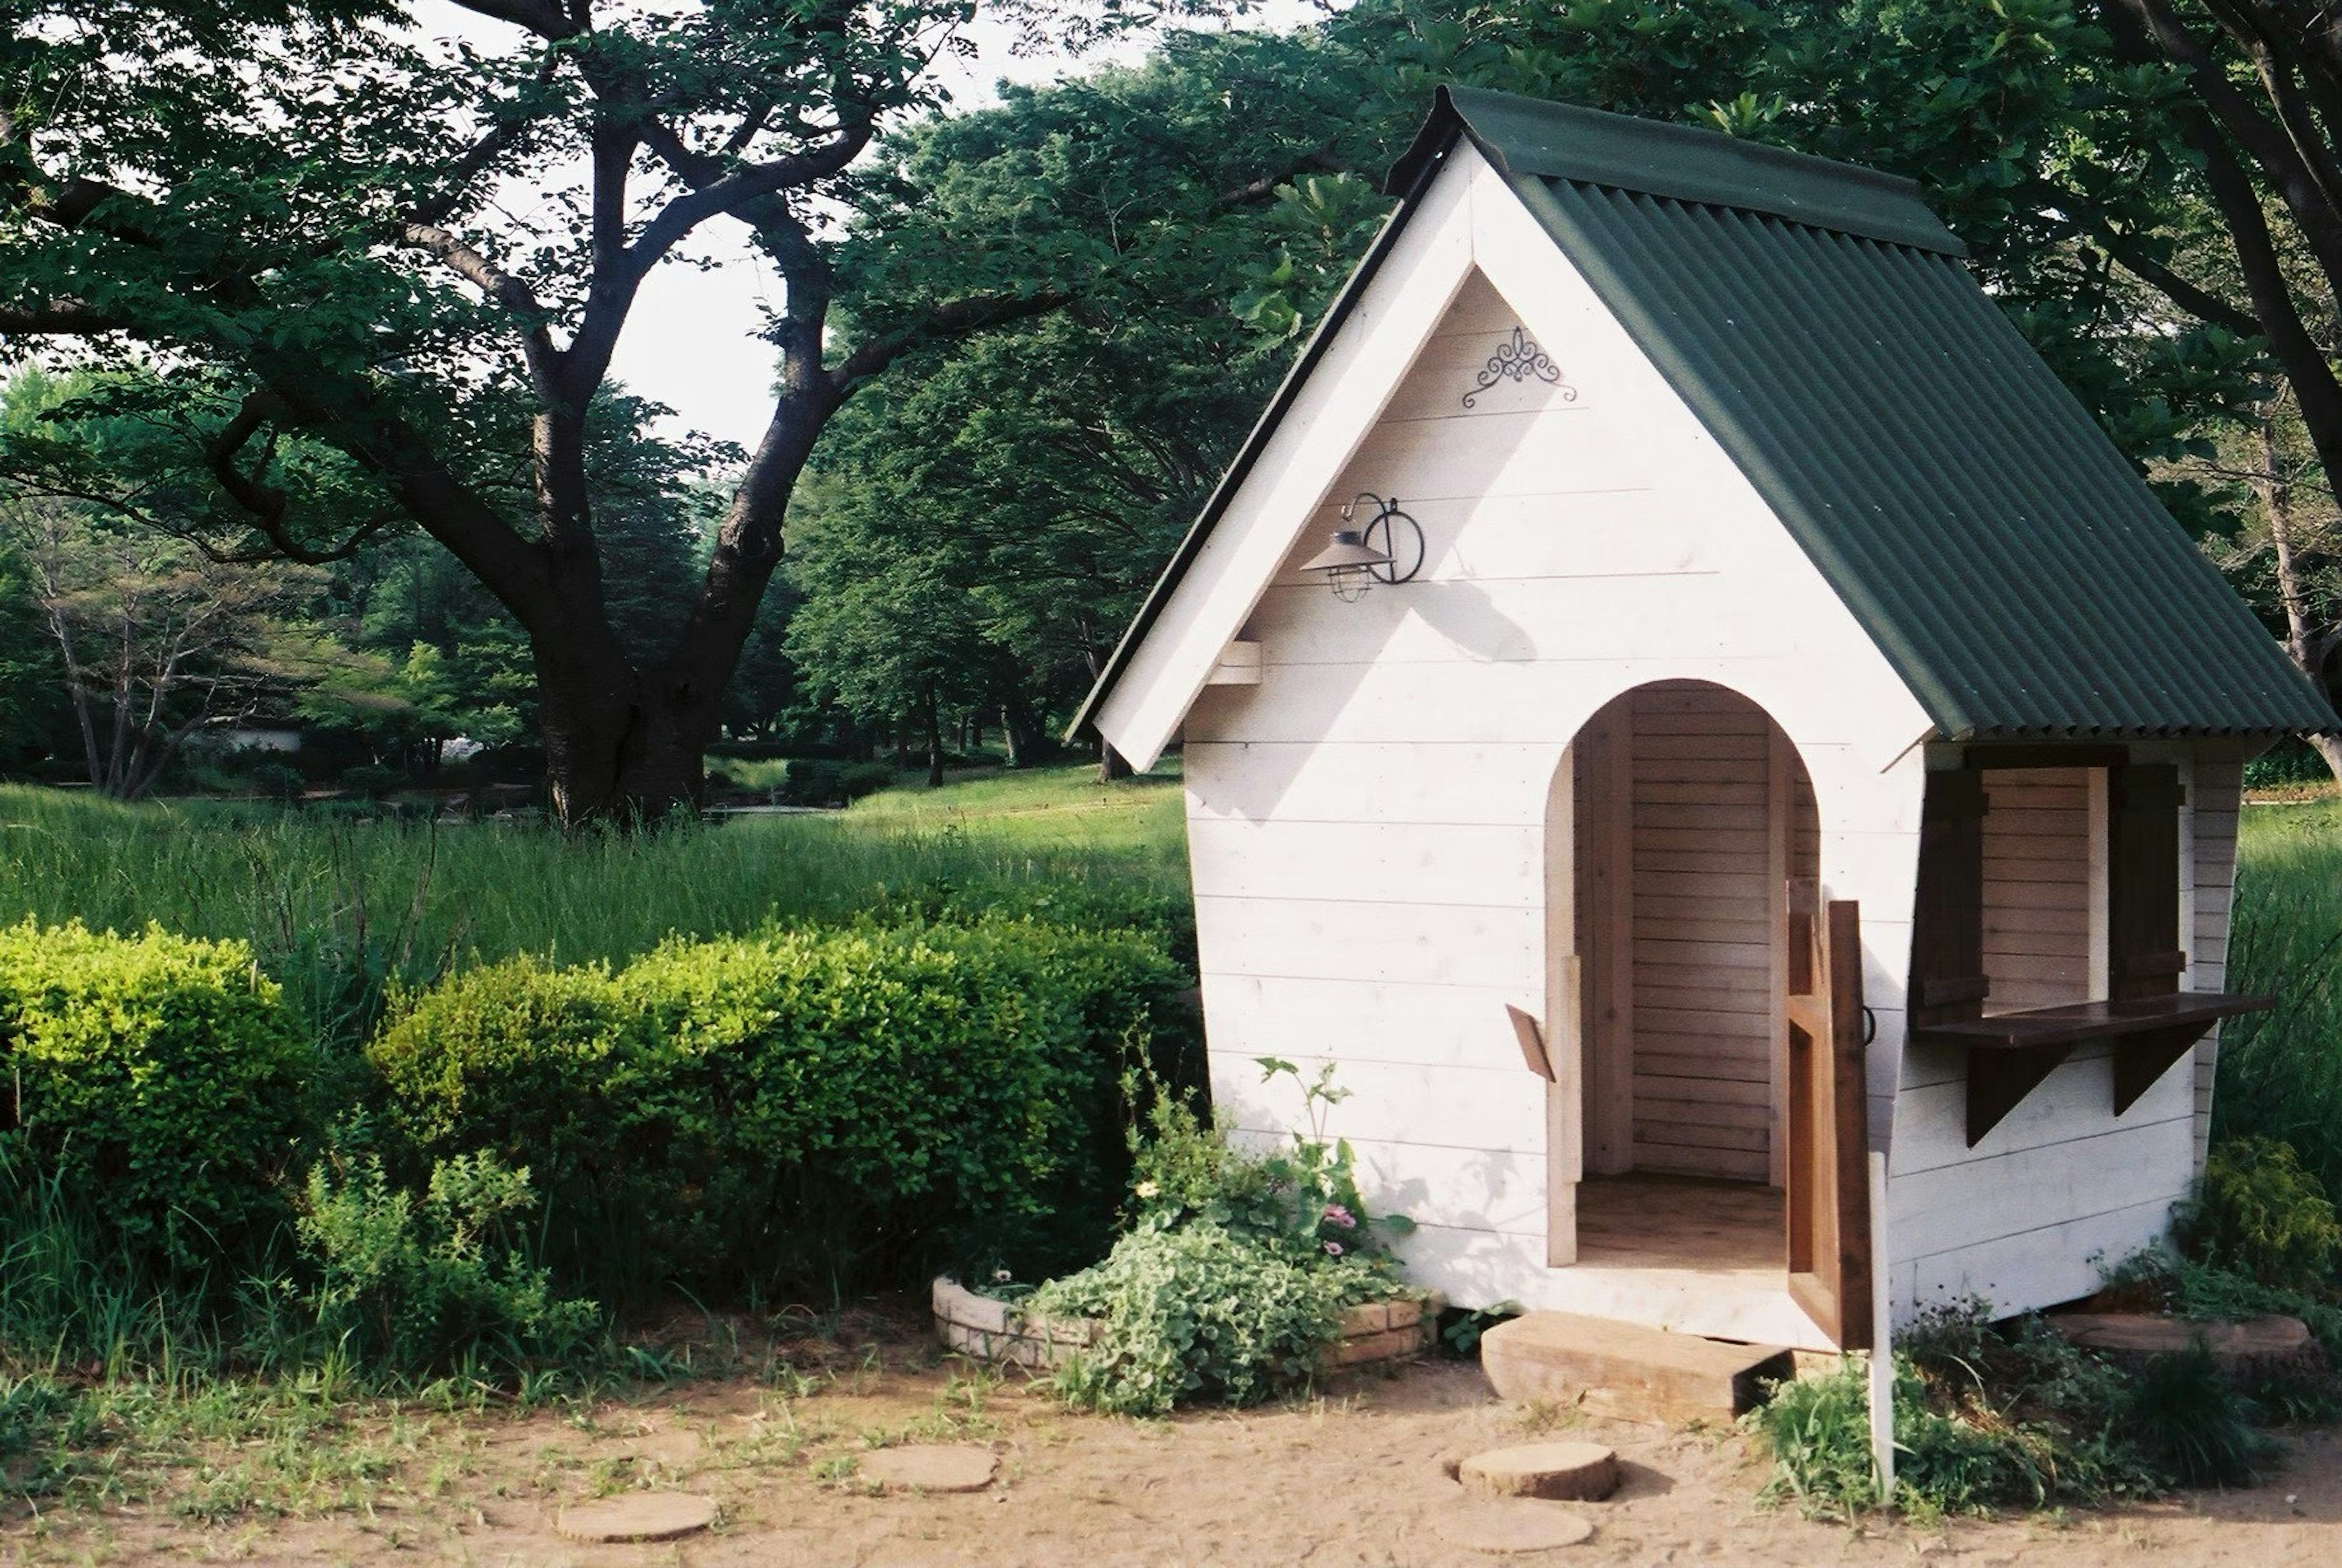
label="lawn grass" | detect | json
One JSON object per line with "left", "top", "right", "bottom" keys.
{"left": 2212, "top": 798, "right": 2342, "bottom": 1194}
{"left": 0, "top": 762, "right": 1190, "bottom": 1044}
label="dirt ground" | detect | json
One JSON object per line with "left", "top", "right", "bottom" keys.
{"left": 11, "top": 1350, "right": 2342, "bottom": 1567}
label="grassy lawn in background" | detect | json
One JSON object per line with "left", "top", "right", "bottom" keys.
{"left": 0, "top": 762, "right": 1190, "bottom": 1043}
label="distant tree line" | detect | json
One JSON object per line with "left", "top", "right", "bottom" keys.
{"left": 6, "top": 0, "right": 2342, "bottom": 806}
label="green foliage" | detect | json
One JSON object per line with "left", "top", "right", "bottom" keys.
{"left": 2180, "top": 1138, "right": 2342, "bottom": 1292}
{"left": 2216, "top": 801, "right": 2342, "bottom": 1199}
{"left": 2117, "top": 1344, "right": 2273, "bottom": 1487}
{"left": 1030, "top": 1223, "right": 1401, "bottom": 1417}
{"left": 1026, "top": 1061, "right": 1416, "bottom": 1417}
{"left": 368, "top": 920, "right": 1191, "bottom": 1302}
{"left": 777, "top": 758, "right": 898, "bottom": 808}
{"left": 1752, "top": 1301, "right": 2283, "bottom": 1519}
{"left": 295, "top": 1151, "right": 597, "bottom": 1380}
{"left": 0, "top": 766, "right": 1190, "bottom": 1048}
{"left": 0, "top": 920, "right": 313, "bottom": 1274}
{"left": 1125, "top": 1058, "right": 1414, "bottom": 1264}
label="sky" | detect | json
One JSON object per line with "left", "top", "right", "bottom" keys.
{"left": 411, "top": 2, "right": 1323, "bottom": 453}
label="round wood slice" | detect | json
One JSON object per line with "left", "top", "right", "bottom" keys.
{"left": 1457, "top": 1442, "right": 1620, "bottom": 1502}
{"left": 859, "top": 1444, "right": 997, "bottom": 1494}
{"left": 554, "top": 1492, "right": 717, "bottom": 1543}
{"left": 1431, "top": 1501, "right": 1596, "bottom": 1553}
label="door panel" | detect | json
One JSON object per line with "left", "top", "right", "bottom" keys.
{"left": 1784, "top": 882, "right": 1874, "bottom": 1349}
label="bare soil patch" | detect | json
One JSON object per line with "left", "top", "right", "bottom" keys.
{"left": 8, "top": 1351, "right": 2342, "bottom": 1566}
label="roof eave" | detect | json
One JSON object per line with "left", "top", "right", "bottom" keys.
{"left": 1065, "top": 123, "right": 1464, "bottom": 747}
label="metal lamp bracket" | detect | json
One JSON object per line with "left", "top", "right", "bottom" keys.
{"left": 1341, "top": 493, "right": 1425, "bottom": 585}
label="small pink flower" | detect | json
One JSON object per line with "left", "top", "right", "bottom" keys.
{"left": 1322, "top": 1204, "right": 1357, "bottom": 1229}
{"left": 1323, "top": 1240, "right": 1345, "bottom": 1257}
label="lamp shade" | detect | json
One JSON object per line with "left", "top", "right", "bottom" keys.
{"left": 1299, "top": 529, "right": 1394, "bottom": 575}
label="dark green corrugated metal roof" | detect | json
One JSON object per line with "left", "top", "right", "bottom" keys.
{"left": 1072, "top": 88, "right": 2335, "bottom": 744}
{"left": 1427, "top": 87, "right": 2333, "bottom": 738}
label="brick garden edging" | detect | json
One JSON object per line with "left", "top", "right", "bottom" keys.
{"left": 931, "top": 1276, "right": 1444, "bottom": 1373}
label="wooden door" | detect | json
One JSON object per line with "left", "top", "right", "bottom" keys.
{"left": 1783, "top": 882, "right": 1874, "bottom": 1349}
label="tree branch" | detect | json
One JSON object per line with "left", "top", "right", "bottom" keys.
{"left": 829, "top": 294, "right": 1070, "bottom": 393}
{"left": 0, "top": 301, "right": 122, "bottom": 335}
{"left": 444, "top": 0, "right": 579, "bottom": 39}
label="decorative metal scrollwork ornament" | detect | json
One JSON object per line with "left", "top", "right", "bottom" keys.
{"left": 1462, "top": 326, "right": 1577, "bottom": 409}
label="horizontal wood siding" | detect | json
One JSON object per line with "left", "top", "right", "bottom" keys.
{"left": 1628, "top": 684, "right": 1774, "bottom": 1181}
{"left": 1980, "top": 768, "right": 2094, "bottom": 1013}
{"left": 2192, "top": 757, "right": 2244, "bottom": 1172}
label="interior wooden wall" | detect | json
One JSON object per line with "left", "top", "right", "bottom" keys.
{"left": 1979, "top": 767, "right": 2100, "bottom": 1013}
{"left": 1625, "top": 684, "right": 1776, "bottom": 1180}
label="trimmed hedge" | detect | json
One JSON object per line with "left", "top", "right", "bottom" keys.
{"left": 0, "top": 919, "right": 313, "bottom": 1273}
{"left": 369, "top": 920, "right": 1192, "bottom": 1302}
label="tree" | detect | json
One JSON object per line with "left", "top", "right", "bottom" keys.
{"left": 6, "top": 496, "right": 334, "bottom": 800}
{"left": 0, "top": 0, "right": 1174, "bottom": 825}
{"left": 804, "top": 1, "right": 2269, "bottom": 757}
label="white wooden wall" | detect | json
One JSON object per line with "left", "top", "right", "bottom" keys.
{"left": 1980, "top": 768, "right": 2100, "bottom": 1013}
{"left": 1165, "top": 148, "right": 1935, "bottom": 1322}
{"left": 2191, "top": 756, "right": 2246, "bottom": 1172}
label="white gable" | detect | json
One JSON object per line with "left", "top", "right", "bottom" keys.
{"left": 1091, "top": 145, "right": 1933, "bottom": 772}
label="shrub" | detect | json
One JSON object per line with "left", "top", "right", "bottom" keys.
{"left": 1125, "top": 1058, "right": 1413, "bottom": 1265}
{"left": 0, "top": 920, "right": 313, "bottom": 1274}
{"left": 1031, "top": 1223, "right": 1402, "bottom": 1417}
{"left": 777, "top": 759, "right": 896, "bottom": 807}
{"left": 296, "top": 1150, "right": 597, "bottom": 1380}
{"left": 367, "top": 918, "right": 1192, "bottom": 1302}
{"left": 1751, "top": 1303, "right": 2270, "bottom": 1519}
{"left": 339, "top": 764, "right": 404, "bottom": 800}
{"left": 2116, "top": 1344, "right": 2272, "bottom": 1486}
{"left": 2179, "top": 1138, "right": 2342, "bottom": 1292}
{"left": 1022, "top": 1061, "right": 1416, "bottom": 1417}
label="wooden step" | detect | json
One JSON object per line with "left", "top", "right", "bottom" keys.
{"left": 1479, "top": 1311, "right": 1794, "bottom": 1424}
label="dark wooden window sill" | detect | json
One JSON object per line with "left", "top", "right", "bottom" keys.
{"left": 1911, "top": 992, "right": 2272, "bottom": 1147}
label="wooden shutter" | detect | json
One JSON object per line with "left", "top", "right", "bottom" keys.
{"left": 1908, "top": 770, "right": 1988, "bottom": 1028}
{"left": 2108, "top": 764, "right": 2185, "bottom": 1001}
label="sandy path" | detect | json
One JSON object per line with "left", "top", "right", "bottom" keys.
{"left": 9, "top": 1360, "right": 2342, "bottom": 1566}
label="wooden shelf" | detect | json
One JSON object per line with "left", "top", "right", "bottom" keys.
{"left": 1913, "top": 992, "right": 2273, "bottom": 1147}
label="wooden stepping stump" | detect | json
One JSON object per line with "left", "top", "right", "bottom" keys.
{"left": 2047, "top": 1313, "right": 2324, "bottom": 1381}
{"left": 1480, "top": 1312, "right": 1792, "bottom": 1425}
{"left": 554, "top": 1492, "right": 717, "bottom": 1543}
{"left": 1431, "top": 1501, "right": 1595, "bottom": 1553}
{"left": 859, "top": 1444, "right": 997, "bottom": 1493}
{"left": 1458, "top": 1442, "right": 1619, "bottom": 1502}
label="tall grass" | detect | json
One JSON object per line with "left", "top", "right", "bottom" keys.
{"left": 2214, "top": 800, "right": 2342, "bottom": 1195}
{"left": 0, "top": 765, "right": 1189, "bottom": 1046}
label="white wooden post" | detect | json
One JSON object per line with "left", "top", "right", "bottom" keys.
{"left": 1867, "top": 1149, "right": 1896, "bottom": 1505}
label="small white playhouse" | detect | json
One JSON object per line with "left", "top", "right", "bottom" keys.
{"left": 1073, "top": 88, "right": 2335, "bottom": 1354}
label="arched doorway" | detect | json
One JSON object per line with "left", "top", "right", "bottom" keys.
{"left": 1545, "top": 679, "right": 1870, "bottom": 1344}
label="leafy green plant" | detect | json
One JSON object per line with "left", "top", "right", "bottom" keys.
{"left": 2117, "top": 1344, "right": 2273, "bottom": 1486}
{"left": 1124, "top": 1058, "right": 1413, "bottom": 1265}
{"left": 296, "top": 1150, "right": 597, "bottom": 1381}
{"left": 1030, "top": 1223, "right": 1403, "bottom": 1417}
{"left": 1750, "top": 1301, "right": 2274, "bottom": 1519}
{"left": 1029, "top": 1059, "right": 1419, "bottom": 1416}
{"left": 2179, "top": 1138, "right": 2342, "bottom": 1292}
{"left": 0, "top": 919, "right": 315, "bottom": 1275}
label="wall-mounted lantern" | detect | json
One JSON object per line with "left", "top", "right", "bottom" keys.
{"left": 1298, "top": 492, "right": 1425, "bottom": 602}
